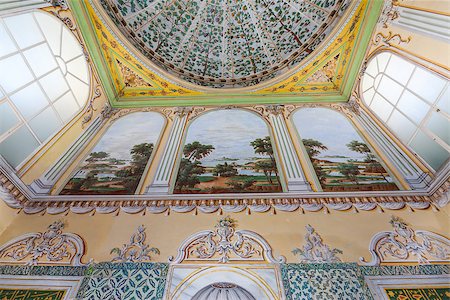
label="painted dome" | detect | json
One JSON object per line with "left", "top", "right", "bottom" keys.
{"left": 192, "top": 282, "right": 256, "bottom": 300}
{"left": 100, "top": 0, "right": 350, "bottom": 88}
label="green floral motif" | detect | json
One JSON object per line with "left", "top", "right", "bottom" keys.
{"left": 385, "top": 288, "right": 450, "bottom": 300}
{"left": 99, "top": 0, "right": 350, "bottom": 87}
{"left": 0, "top": 289, "right": 65, "bottom": 300}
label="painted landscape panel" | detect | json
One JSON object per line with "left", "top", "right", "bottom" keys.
{"left": 60, "top": 112, "right": 164, "bottom": 195}
{"left": 174, "top": 110, "right": 282, "bottom": 194}
{"left": 293, "top": 108, "right": 398, "bottom": 192}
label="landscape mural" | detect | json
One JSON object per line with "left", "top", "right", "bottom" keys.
{"left": 174, "top": 110, "right": 282, "bottom": 194}
{"left": 60, "top": 112, "right": 164, "bottom": 195}
{"left": 293, "top": 108, "right": 398, "bottom": 192}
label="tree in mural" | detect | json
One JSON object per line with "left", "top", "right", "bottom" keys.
{"left": 213, "top": 162, "right": 238, "bottom": 177}
{"left": 175, "top": 141, "right": 215, "bottom": 192}
{"left": 253, "top": 160, "right": 276, "bottom": 184}
{"left": 87, "top": 151, "right": 109, "bottom": 161}
{"left": 337, "top": 162, "right": 360, "bottom": 185}
{"left": 250, "top": 136, "right": 280, "bottom": 186}
{"left": 346, "top": 140, "right": 389, "bottom": 183}
{"left": 302, "top": 138, "right": 329, "bottom": 185}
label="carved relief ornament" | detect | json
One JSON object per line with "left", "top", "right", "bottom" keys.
{"left": 169, "top": 216, "right": 286, "bottom": 264}
{"left": 0, "top": 221, "right": 87, "bottom": 266}
{"left": 360, "top": 216, "right": 450, "bottom": 266}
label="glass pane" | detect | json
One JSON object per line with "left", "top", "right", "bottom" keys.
{"left": 397, "top": 90, "right": 430, "bottom": 124}
{"left": 365, "top": 58, "right": 378, "bottom": 77}
{"left": 0, "top": 125, "right": 39, "bottom": 168}
{"left": 53, "top": 92, "right": 79, "bottom": 122}
{"left": 362, "top": 87, "right": 375, "bottom": 106}
{"left": 34, "top": 12, "right": 62, "bottom": 55}
{"left": 0, "top": 23, "right": 17, "bottom": 57}
{"left": 408, "top": 67, "right": 446, "bottom": 103}
{"left": 426, "top": 112, "right": 450, "bottom": 145}
{"left": 386, "top": 110, "right": 416, "bottom": 143}
{"left": 0, "top": 54, "right": 34, "bottom": 93}
{"left": 410, "top": 131, "right": 450, "bottom": 171}
{"left": 66, "top": 73, "right": 89, "bottom": 106}
{"left": 66, "top": 55, "right": 89, "bottom": 83}
{"left": 361, "top": 75, "right": 374, "bottom": 92}
{"left": 60, "top": 28, "right": 83, "bottom": 62}
{"left": 39, "top": 69, "right": 69, "bottom": 102}
{"left": 371, "top": 93, "right": 393, "bottom": 122}
{"left": 0, "top": 102, "right": 20, "bottom": 136}
{"left": 377, "top": 75, "right": 403, "bottom": 105}
{"left": 437, "top": 85, "right": 449, "bottom": 115}
{"left": 29, "top": 107, "right": 60, "bottom": 142}
{"left": 376, "top": 52, "right": 390, "bottom": 73}
{"left": 4, "top": 13, "right": 44, "bottom": 49}
{"left": 10, "top": 82, "right": 48, "bottom": 118}
{"left": 23, "top": 43, "right": 58, "bottom": 77}
{"left": 385, "top": 55, "right": 414, "bottom": 85}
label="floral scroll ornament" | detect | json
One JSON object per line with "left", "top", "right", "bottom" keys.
{"left": 169, "top": 216, "right": 285, "bottom": 264}
{"left": 0, "top": 221, "right": 86, "bottom": 266}
{"left": 360, "top": 216, "right": 450, "bottom": 266}
{"left": 110, "top": 225, "right": 160, "bottom": 262}
{"left": 292, "top": 225, "right": 343, "bottom": 263}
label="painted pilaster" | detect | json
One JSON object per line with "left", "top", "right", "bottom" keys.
{"left": 258, "top": 105, "right": 311, "bottom": 192}
{"left": 28, "top": 110, "right": 108, "bottom": 195}
{"left": 351, "top": 98, "right": 432, "bottom": 190}
{"left": 146, "top": 107, "right": 192, "bottom": 194}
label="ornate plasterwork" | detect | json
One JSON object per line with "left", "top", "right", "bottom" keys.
{"left": 116, "top": 59, "right": 153, "bottom": 88}
{"left": 360, "top": 216, "right": 450, "bottom": 266}
{"left": 110, "top": 225, "right": 160, "bottom": 263}
{"left": 372, "top": 31, "right": 411, "bottom": 48}
{"left": 0, "top": 221, "right": 87, "bottom": 266}
{"left": 292, "top": 225, "right": 343, "bottom": 263}
{"left": 305, "top": 54, "right": 340, "bottom": 83}
{"left": 378, "top": 0, "right": 400, "bottom": 28}
{"left": 168, "top": 216, "right": 285, "bottom": 264}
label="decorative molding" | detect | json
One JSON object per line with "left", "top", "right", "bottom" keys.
{"left": 378, "top": 0, "right": 400, "bottom": 28}
{"left": 168, "top": 216, "right": 285, "bottom": 264}
{"left": 372, "top": 31, "right": 411, "bottom": 47}
{"left": 110, "top": 225, "right": 160, "bottom": 263}
{"left": 0, "top": 221, "right": 87, "bottom": 266}
{"left": 81, "top": 86, "right": 101, "bottom": 127}
{"left": 360, "top": 216, "right": 450, "bottom": 266}
{"left": 292, "top": 225, "right": 343, "bottom": 263}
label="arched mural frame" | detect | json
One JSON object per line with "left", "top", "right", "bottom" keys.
{"left": 168, "top": 107, "right": 288, "bottom": 194}
{"left": 289, "top": 105, "right": 403, "bottom": 192}
{"left": 55, "top": 109, "right": 168, "bottom": 195}
{"left": 359, "top": 48, "right": 450, "bottom": 173}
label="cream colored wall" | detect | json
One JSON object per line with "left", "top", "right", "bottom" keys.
{"left": 0, "top": 205, "right": 448, "bottom": 264}
{"left": 0, "top": 200, "right": 18, "bottom": 237}
{"left": 398, "top": 0, "right": 450, "bottom": 15}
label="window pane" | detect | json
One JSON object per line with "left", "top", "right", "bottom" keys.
{"left": 385, "top": 55, "right": 414, "bottom": 85}
{"left": 0, "top": 54, "right": 34, "bottom": 92}
{"left": 397, "top": 90, "right": 430, "bottom": 124}
{"left": 4, "top": 13, "right": 44, "bottom": 49}
{"left": 0, "top": 23, "right": 17, "bottom": 57}
{"left": 362, "top": 87, "right": 375, "bottom": 106}
{"left": 437, "top": 85, "right": 449, "bottom": 115}
{"left": 408, "top": 67, "right": 446, "bottom": 103}
{"left": 376, "top": 52, "right": 390, "bottom": 73}
{"left": 377, "top": 75, "right": 403, "bottom": 105}
{"left": 34, "top": 12, "right": 61, "bottom": 55}
{"left": 10, "top": 82, "right": 48, "bottom": 118}
{"left": 60, "top": 28, "right": 83, "bottom": 61}
{"left": 0, "top": 125, "right": 39, "bottom": 168}
{"left": 53, "top": 92, "right": 79, "bottom": 122}
{"left": 426, "top": 112, "right": 450, "bottom": 145}
{"left": 371, "top": 93, "right": 393, "bottom": 122}
{"left": 23, "top": 43, "right": 58, "bottom": 77}
{"left": 66, "top": 73, "right": 89, "bottom": 106}
{"left": 67, "top": 55, "right": 89, "bottom": 83}
{"left": 39, "top": 69, "right": 69, "bottom": 102}
{"left": 0, "top": 102, "right": 20, "bottom": 136}
{"left": 410, "top": 131, "right": 449, "bottom": 171}
{"left": 386, "top": 110, "right": 416, "bottom": 143}
{"left": 29, "top": 107, "right": 60, "bottom": 142}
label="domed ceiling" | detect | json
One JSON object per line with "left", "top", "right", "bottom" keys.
{"left": 99, "top": 0, "right": 350, "bottom": 88}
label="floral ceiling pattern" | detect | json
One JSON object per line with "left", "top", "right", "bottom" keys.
{"left": 99, "top": 0, "right": 350, "bottom": 88}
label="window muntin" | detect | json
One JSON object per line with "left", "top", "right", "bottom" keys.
{"left": 362, "top": 52, "right": 449, "bottom": 171}
{"left": 0, "top": 11, "right": 90, "bottom": 169}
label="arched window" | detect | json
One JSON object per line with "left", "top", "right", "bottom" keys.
{"left": 361, "top": 52, "right": 449, "bottom": 171}
{"left": 293, "top": 107, "right": 398, "bottom": 192}
{"left": 60, "top": 112, "right": 165, "bottom": 195}
{"left": 0, "top": 11, "right": 90, "bottom": 169}
{"left": 173, "top": 109, "right": 282, "bottom": 194}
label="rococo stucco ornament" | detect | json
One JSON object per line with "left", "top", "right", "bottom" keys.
{"left": 360, "top": 216, "right": 450, "bottom": 266}
{"left": 169, "top": 216, "right": 285, "bottom": 264}
{"left": 0, "top": 221, "right": 86, "bottom": 266}
{"left": 292, "top": 225, "right": 343, "bottom": 263}
{"left": 110, "top": 225, "right": 160, "bottom": 263}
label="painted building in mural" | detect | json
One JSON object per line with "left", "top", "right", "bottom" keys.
{"left": 0, "top": 0, "right": 449, "bottom": 299}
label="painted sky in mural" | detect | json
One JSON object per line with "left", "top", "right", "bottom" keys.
{"left": 174, "top": 110, "right": 282, "bottom": 194}
{"left": 60, "top": 112, "right": 164, "bottom": 195}
{"left": 294, "top": 108, "right": 398, "bottom": 192}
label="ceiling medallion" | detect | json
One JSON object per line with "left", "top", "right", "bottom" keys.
{"left": 99, "top": 0, "right": 350, "bottom": 88}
